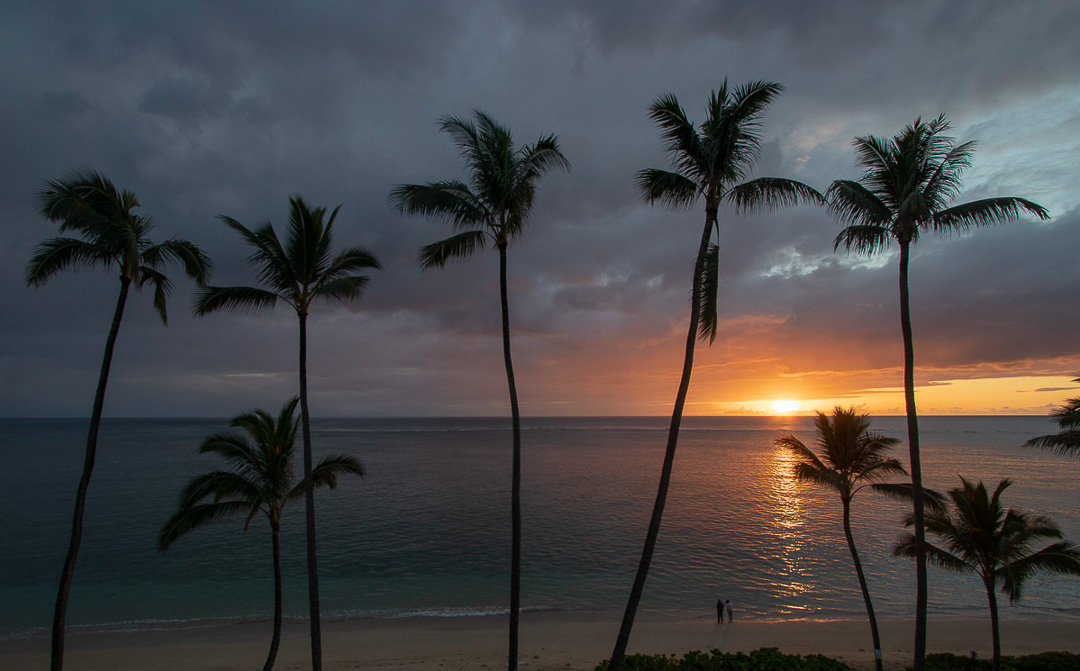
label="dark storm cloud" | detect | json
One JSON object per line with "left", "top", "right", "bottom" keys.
{"left": 1, "top": 0, "right": 1077, "bottom": 416}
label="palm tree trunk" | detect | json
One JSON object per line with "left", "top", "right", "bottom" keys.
{"left": 899, "top": 240, "right": 928, "bottom": 671}
{"left": 609, "top": 208, "right": 715, "bottom": 671}
{"left": 264, "top": 520, "right": 283, "bottom": 671}
{"left": 51, "top": 277, "right": 130, "bottom": 671}
{"left": 498, "top": 243, "right": 523, "bottom": 671}
{"left": 298, "top": 312, "right": 323, "bottom": 671}
{"left": 843, "top": 500, "right": 883, "bottom": 671}
{"left": 985, "top": 579, "right": 1001, "bottom": 671}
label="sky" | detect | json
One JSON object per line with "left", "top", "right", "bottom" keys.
{"left": 1, "top": 0, "right": 1078, "bottom": 418}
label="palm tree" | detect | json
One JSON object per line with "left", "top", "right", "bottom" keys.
{"left": 194, "top": 196, "right": 379, "bottom": 671}
{"left": 776, "top": 407, "right": 907, "bottom": 671}
{"left": 159, "top": 397, "right": 363, "bottom": 671}
{"left": 608, "top": 80, "right": 821, "bottom": 671}
{"left": 389, "top": 111, "right": 569, "bottom": 671}
{"left": 894, "top": 478, "right": 1080, "bottom": 671}
{"left": 828, "top": 115, "right": 1050, "bottom": 671}
{"left": 25, "top": 169, "right": 211, "bottom": 671}
{"left": 1023, "top": 377, "right": 1080, "bottom": 457}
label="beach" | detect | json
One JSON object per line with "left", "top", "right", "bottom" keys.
{"left": 2, "top": 614, "right": 1078, "bottom": 671}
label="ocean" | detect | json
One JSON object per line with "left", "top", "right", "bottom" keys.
{"left": 2, "top": 415, "right": 1077, "bottom": 637}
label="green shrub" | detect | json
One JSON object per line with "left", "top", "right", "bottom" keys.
{"left": 921, "top": 651, "right": 1080, "bottom": 671}
{"left": 594, "top": 648, "right": 855, "bottom": 671}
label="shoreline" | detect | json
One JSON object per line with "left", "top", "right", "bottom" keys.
{"left": 3, "top": 613, "right": 1078, "bottom": 671}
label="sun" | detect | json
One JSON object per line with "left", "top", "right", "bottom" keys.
{"left": 770, "top": 400, "right": 801, "bottom": 414}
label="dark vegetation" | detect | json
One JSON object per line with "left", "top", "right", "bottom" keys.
{"left": 596, "top": 648, "right": 855, "bottom": 671}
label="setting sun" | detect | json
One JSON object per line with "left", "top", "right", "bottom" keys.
{"left": 770, "top": 400, "right": 802, "bottom": 414}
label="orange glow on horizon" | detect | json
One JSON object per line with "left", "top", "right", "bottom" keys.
{"left": 693, "top": 374, "right": 1078, "bottom": 417}
{"left": 769, "top": 400, "right": 802, "bottom": 414}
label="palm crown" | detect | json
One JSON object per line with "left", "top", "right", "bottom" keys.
{"left": 896, "top": 477, "right": 1080, "bottom": 601}
{"left": 159, "top": 397, "right": 363, "bottom": 549}
{"left": 777, "top": 407, "right": 907, "bottom": 502}
{"left": 195, "top": 195, "right": 380, "bottom": 317}
{"left": 830, "top": 114, "right": 1050, "bottom": 254}
{"left": 27, "top": 169, "right": 211, "bottom": 323}
{"left": 635, "top": 80, "right": 822, "bottom": 341}
{"left": 389, "top": 110, "right": 570, "bottom": 266}
{"left": 1023, "top": 377, "right": 1080, "bottom": 457}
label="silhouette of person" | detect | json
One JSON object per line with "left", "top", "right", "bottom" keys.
{"left": 725, "top": 599, "right": 734, "bottom": 622}
{"left": 716, "top": 597, "right": 724, "bottom": 623}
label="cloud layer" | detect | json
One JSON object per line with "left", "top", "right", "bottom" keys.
{"left": 2, "top": 1, "right": 1078, "bottom": 417}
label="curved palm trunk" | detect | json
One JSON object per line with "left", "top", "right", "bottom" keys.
{"left": 51, "top": 278, "right": 130, "bottom": 671}
{"left": 899, "top": 240, "right": 928, "bottom": 671}
{"left": 298, "top": 312, "right": 323, "bottom": 671}
{"left": 984, "top": 578, "right": 1001, "bottom": 671}
{"left": 609, "top": 207, "right": 715, "bottom": 671}
{"left": 264, "top": 520, "right": 283, "bottom": 671}
{"left": 498, "top": 244, "right": 523, "bottom": 671}
{"left": 842, "top": 500, "right": 883, "bottom": 671}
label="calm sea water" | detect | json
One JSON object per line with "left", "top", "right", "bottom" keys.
{"left": 1, "top": 415, "right": 1077, "bottom": 637}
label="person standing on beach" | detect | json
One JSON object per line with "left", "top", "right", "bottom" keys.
{"left": 716, "top": 598, "right": 724, "bottom": 623}
{"left": 725, "top": 600, "right": 734, "bottom": 622}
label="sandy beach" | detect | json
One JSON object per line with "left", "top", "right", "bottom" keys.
{"left": 2, "top": 613, "right": 1077, "bottom": 671}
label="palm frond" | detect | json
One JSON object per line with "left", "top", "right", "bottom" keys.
{"left": 725, "top": 177, "right": 823, "bottom": 214}
{"left": 199, "top": 432, "right": 260, "bottom": 469}
{"left": 136, "top": 265, "right": 172, "bottom": 325}
{"left": 871, "top": 483, "right": 946, "bottom": 512}
{"left": 219, "top": 216, "right": 295, "bottom": 294}
{"left": 792, "top": 461, "right": 845, "bottom": 491}
{"left": 521, "top": 135, "right": 572, "bottom": 176}
{"left": 158, "top": 500, "right": 255, "bottom": 551}
{"left": 194, "top": 286, "right": 281, "bottom": 316}
{"left": 141, "top": 238, "right": 213, "bottom": 286}
{"left": 1022, "top": 431, "right": 1080, "bottom": 457}
{"left": 648, "top": 93, "right": 705, "bottom": 179}
{"left": 833, "top": 224, "right": 892, "bottom": 256}
{"left": 931, "top": 197, "right": 1050, "bottom": 234}
{"left": 314, "top": 276, "right": 371, "bottom": 304}
{"left": 418, "top": 230, "right": 488, "bottom": 270}
{"left": 287, "top": 454, "right": 365, "bottom": 500}
{"left": 696, "top": 242, "right": 720, "bottom": 343}
{"left": 923, "top": 140, "right": 976, "bottom": 208}
{"left": 24, "top": 237, "right": 112, "bottom": 286}
{"left": 634, "top": 169, "right": 699, "bottom": 209}
{"left": 38, "top": 169, "right": 131, "bottom": 233}
{"left": 320, "top": 246, "right": 382, "bottom": 279}
{"left": 389, "top": 181, "right": 487, "bottom": 230}
{"left": 826, "top": 180, "right": 892, "bottom": 229}
{"left": 177, "top": 469, "right": 262, "bottom": 507}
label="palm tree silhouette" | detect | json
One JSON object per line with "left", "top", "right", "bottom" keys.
{"left": 776, "top": 407, "right": 908, "bottom": 671}
{"left": 828, "top": 115, "right": 1050, "bottom": 671}
{"left": 194, "top": 196, "right": 379, "bottom": 671}
{"left": 159, "top": 397, "right": 363, "bottom": 671}
{"left": 609, "top": 80, "right": 821, "bottom": 671}
{"left": 26, "top": 169, "right": 211, "bottom": 671}
{"left": 390, "top": 111, "right": 569, "bottom": 671}
{"left": 1023, "top": 377, "right": 1080, "bottom": 457}
{"left": 895, "top": 478, "right": 1080, "bottom": 671}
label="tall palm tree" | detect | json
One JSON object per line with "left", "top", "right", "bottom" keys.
{"left": 828, "top": 115, "right": 1050, "bottom": 671}
{"left": 776, "top": 407, "right": 907, "bottom": 671}
{"left": 895, "top": 478, "right": 1080, "bottom": 671}
{"left": 608, "top": 80, "right": 821, "bottom": 671}
{"left": 25, "top": 169, "right": 210, "bottom": 671}
{"left": 389, "top": 111, "right": 569, "bottom": 671}
{"left": 194, "top": 196, "right": 379, "bottom": 671}
{"left": 159, "top": 397, "right": 363, "bottom": 671}
{"left": 1023, "top": 377, "right": 1080, "bottom": 457}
